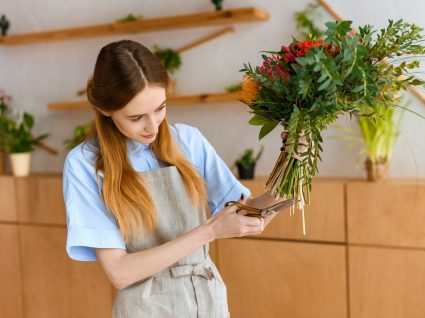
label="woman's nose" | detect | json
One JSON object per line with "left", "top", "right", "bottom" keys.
{"left": 144, "top": 116, "right": 157, "bottom": 133}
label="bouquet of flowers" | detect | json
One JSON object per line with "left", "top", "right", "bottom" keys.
{"left": 239, "top": 20, "right": 425, "bottom": 231}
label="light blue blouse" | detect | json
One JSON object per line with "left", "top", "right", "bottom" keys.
{"left": 63, "top": 123, "right": 251, "bottom": 261}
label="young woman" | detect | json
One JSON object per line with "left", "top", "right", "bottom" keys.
{"left": 63, "top": 39, "right": 288, "bottom": 317}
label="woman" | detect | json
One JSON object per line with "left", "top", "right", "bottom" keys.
{"left": 63, "top": 39, "right": 288, "bottom": 317}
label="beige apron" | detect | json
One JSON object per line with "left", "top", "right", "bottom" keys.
{"left": 112, "top": 165, "right": 229, "bottom": 318}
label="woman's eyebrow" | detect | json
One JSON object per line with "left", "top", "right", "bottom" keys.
{"left": 126, "top": 100, "right": 166, "bottom": 118}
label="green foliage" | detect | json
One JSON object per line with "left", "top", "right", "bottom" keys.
{"left": 240, "top": 19, "right": 425, "bottom": 200}
{"left": 0, "top": 93, "right": 12, "bottom": 150}
{"left": 116, "top": 13, "right": 143, "bottom": 23}
{"left": 153, "top": 45, "right": 182, "bottom": 74}
{"left": 64, "top": 124, "right": 91, "bottom": 151}
{"left": 6, "top": 112, "right": 49, "bottom": 153}
{"left": 295, "top": 3, "right": 324, "bottom": 40}
{"left": 225, "top": 82, "right": 242, "bottom": 93}
{"left": 235, "top": 145, "right": 264, "bottom": 169}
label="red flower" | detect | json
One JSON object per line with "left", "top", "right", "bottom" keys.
{"left": 257, "top": 55, "right": 290, "bottom": 82}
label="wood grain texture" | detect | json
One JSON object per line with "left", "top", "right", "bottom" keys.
{"left": 218, "top": 238, "right": 347, "bottom": 318}
{"left": 0, "top": 176, "right": 18, "bottom": 222}
{"left": 48, "top": 92, "right": 241, "bottom": 110}
{"left": 19, "top": 225, "right": 113, "bottom": 318}
{"left": 350, "top": 246, "right": 425, "bottom": 318}
{"left": 241, "top": 177, "right": 346, "bottom": 242}
{"left": 0, "top": 7, "right": 268, "bottom": 45}
{"left": 15, "top": 176, "right": 66, "bottom": 225}
{"left": 0, "top": 224, "right": 23, "bottom": 318}
{"left": 347, "top": 181, "right": 425, "bottom": 248}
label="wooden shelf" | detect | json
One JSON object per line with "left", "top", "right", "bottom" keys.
{"left": 48, "top": 92, "right": 241, "bottom": 110}
{"left": 0, "top": 7, "right": 269, "bottom": 46}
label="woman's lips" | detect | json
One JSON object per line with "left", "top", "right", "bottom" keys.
{"left": 142, "top": 133, "right": 156, "bottom": 138}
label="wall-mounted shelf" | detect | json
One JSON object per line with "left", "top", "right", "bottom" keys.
{"left": 0, "top": 7, "right": 269, "bottom": 46}
{"left": 48, "top": 92, "right": 241, "bottom": 110}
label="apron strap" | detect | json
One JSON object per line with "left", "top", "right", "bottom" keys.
{"left": 170, "top": 263, "right": 215, "bottom": 280}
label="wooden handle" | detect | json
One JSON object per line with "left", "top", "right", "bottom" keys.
{"left": 37, "top": 140, "right": 59, "bottom": 155}
{"left": 176, "top": 26, "right": 234, "bottom": 54}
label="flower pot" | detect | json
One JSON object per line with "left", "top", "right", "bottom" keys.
{"left": 365, "top": 157, "right": 389, "bottom": 182}
{"left": 236, "top": 163, "right": 256, "bottom": 180}
{"left": 10, "top": 152, "right": 31, "bottom": 177}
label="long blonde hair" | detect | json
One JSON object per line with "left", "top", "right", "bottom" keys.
{"left": 87, "top": 40, "right": 208, "bottom": 244}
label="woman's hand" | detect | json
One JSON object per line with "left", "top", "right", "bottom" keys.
{"left": 205, "top": 194, "right": 264, "bottom": 240}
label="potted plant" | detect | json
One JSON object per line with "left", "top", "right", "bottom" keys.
{"left": 64, "top": 123, "right": 91, "bottom": 151}
{"left": 235, "top": 145, "right": 264, "bottom": 179}
{"left": 5, "top": 112, "right": 49, "bottom": 177}
{"left": 153, "top": 45, "right": 182, "bottom": 96}
{"left": 358, "top": 102, "right": 402, "bottom": 181}
{"left": 0, "top": 90, "right": 12, "bottom": 173}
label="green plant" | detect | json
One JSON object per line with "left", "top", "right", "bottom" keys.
{"left": 235, "top": 145, "right": 264, "bottom": 169}
{"left": 6, "top": 112, "right": 49, "bottom": 153}
{"left": 239, "top": 19, "right": 425, "bottom": 204}
{"left": 0, "top": 90, "right": 12, "bottom": 150}
{"left": 295, "top": 2, "right": 324, "bottom": 40}
{"left": 153, "top": 45, "right": 182, "bottom": 74}
{"left": 64, "top": 124, "right": 91, "bottom": 151}
{"left": 115, "top": 13, "right": 143, "bottom": 23}
{"left": 225, "top": 82, "right": 242, "bottom": 93}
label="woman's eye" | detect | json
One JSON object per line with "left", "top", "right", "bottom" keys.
{"left": 158, "top": 105, "right": 166, "bottom": 111}
{"left": 130, "top": 116, "right": 142, "bottom": 122}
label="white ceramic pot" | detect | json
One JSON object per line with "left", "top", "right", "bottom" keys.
{"left": 10, "top": 152, "right": 31, "bottom": 177}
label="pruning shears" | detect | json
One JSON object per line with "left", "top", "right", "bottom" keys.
{"left": 224, "top": 199, "right": 298, "bottom": 218}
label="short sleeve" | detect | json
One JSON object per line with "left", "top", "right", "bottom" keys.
{"left": 63, "top": 145, "right": 126, "bottom": 261}
{"left": 174, "top": 124, "right": 251, "bottom": 216}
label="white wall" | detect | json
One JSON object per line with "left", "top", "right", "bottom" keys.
{"left": 0, "top": 0, "right": 424, "bottom": 178}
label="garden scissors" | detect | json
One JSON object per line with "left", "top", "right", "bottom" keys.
{"left": 224, "top": 198, "right": 298, "bottom": 218}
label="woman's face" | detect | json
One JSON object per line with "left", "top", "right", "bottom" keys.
{"left": 108, "top": 85, "right": 167, "bottom": 144}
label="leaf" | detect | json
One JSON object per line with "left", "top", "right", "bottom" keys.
{"left": 318, "top": 78, "right": 332, "bottom": 91}
{"left": 23, "top": 113, "right": 34, "bottom": 129}
{"left": 259, "top": 120, "right": 279, "bottom": 140}
{"left": 249, "top": 115, "right": 268, "bottom": 126}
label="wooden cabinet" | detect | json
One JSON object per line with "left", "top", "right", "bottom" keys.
{"left": 3, "top": 174, "right": 425, "bottom": 317}
{"left": 15, "top": 175, "right": 66, "bottom": 225}
{"left": 242, "top": 178, "right": 346, "bottom": 242}
{"left": 218, "top": 238, "right": 347, "bottom": 318}
{"left": 20, "top": 225, "right": 112, "bottom": 318}
{"left": 0, "top": 175, "right": 113, "bottom": 318}
{"left": 347, "top": 180, "right": 425, "bottom": 248}
{"left": 0, "top": 224, "right": 23, "bottom": 318}
{"left": 349, "top": 246, "right": 425, "bottom": 318}
{"left": 0, "top": 176, "right": 18, "bottom": 222}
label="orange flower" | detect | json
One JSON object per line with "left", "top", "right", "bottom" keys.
{"left": 238, "top": 76, "right": 259, "bottom": 106}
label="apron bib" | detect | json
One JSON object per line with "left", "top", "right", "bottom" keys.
{"left": 112, "top": 166, "right": 229, "bottom": 318}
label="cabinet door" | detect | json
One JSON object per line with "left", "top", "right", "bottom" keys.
{"left": 350, "top": 246, "right": 425, "bottom": 318}
{"left": 0, "top": 176, "right": 18, "bottom": 221}
{"left": 347, "top": 181, "right": 425, "bottom": 248}
{"left": 0, "top": 224, "right": 23, "bottom": 318}
{"left": 241, "top": 178, "right": 346, "bottom": 242}
{"left": 218, "top": 238, "right": 347, "bottom": 318}
{"left": 20, "top": 225, "right": 113, "bottom": 318}
{"left": 16, "top": 175, "right": 66, "bottom": 225}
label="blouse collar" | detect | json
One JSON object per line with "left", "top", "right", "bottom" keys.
{"left": 128, "top": 139, "right": 151, "bottom": 153}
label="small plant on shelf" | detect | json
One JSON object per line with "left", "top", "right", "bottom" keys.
{"left": 234, "top": 145, "right": 264, "bottom": 179}
{"left": 115, "top": 13, "right": 143, "bottom": 23}
{"left": 64, "top": 123, "right": 91, "bottom": 151}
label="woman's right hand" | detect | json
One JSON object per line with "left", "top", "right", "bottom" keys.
{"left": 205, "top": 194, "right": 264, "bottom": 240}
